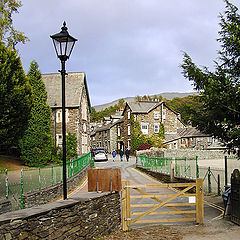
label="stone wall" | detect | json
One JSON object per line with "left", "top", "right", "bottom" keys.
{"left": 23, "top": 163, "right": 90, "bottom": 209}
{"left": 0, "top": 199, "right": 11, "bottom": 215}
{"left": 0, "top": 192, "right": 121, "bottom": 240}
{"left": 137, "top": 148, "right": 236, "bottom": 159}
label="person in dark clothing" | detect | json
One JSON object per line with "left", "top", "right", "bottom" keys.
{"left": 119, "top": 149, "right": 124, "bottom": 161}
{"left": 125, "top": 148, "right": 130, "bottom": 162}
{"left": 112, "top": 150, "right": 117, "bottom": 161}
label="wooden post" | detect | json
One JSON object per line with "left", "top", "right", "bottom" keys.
{"left": 196, "top": 178, "right": 204, "bottom": 224}
{"left": 121, "top": 181, "right": 128, "bottom": 231}
{"left": 126, "top": 181, "right": 130, "bottom": 227}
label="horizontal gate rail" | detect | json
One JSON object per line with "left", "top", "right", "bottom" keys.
{"left": 130, "top": 193, "right": 196, "bottom": 199}
{"left": 122, "top": 179, "right": 203, "bottom": 231}
{"left": 132, "top": 210, "right": 196, "bottom": 216}
{"left": 131, "top": 203, "right": 196, "bottom": 207}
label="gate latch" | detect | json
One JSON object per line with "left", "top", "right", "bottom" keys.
{"left": 125, "top": 218, "right": 131, "bottom": 221}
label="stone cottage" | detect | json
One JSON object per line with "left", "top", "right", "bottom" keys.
{"left": 120, "top": 101, "right": 186, "bottom": 150}
{"left": 91, "top": 111, "right": 123, "bottom": 153}
{"left": 42, "top": 72, "right": 91, "bottom": 156}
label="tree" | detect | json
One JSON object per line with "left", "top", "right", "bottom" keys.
{"left": 0, "top": 41, "right": 32, "bottom": 155}
{"left": 181, "top": 0, "right": 240, "bottom": 151}
{"left": 56, "top": 133, "right": 78, "bottom": 162}
{"left": 168, "top": 95, "right": 203, "bottom": 125}
{"left": 19, "top": 61, "right": 52, "bottom": 166}
{"left": 0, "top": 0, "right": 29, "bottom": 48}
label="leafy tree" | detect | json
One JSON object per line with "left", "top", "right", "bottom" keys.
{"left": 168, "top": 95, "right": 203, "bottom": 125}
{"left": 19, "top": 61, "right": 52, "bottom": 166}
{"left": 118, "top": 98, "right": 125, "bottom": 107}
{"left": 135, "top": 95, "right": 142, "bottom": 102}
{"left": 0, "top": 41, "right": 32, "bottom": 155}
{"left": 131, "top": 119, "right": 146, "bottom": 151}
{"left": 0, "top": 0, "right": 29, "bottom": 48}
{"left": 56, "top": 133, "right": 78, "bottom": 162}
{"left": 181, "top": 0, "right": 240, "bottom": 151}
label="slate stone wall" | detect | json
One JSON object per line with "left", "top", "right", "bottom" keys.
{"left": 137, "top": 148, "right": 236, "bottom": 159}
{"left": 0, "top": 192, "right": 121, "bottom": 240}
{"left": 23, "top": 163, "right": 90, "bottom": 209}
{"left": 0, "top": 199, "right": 11, "bottom": 215}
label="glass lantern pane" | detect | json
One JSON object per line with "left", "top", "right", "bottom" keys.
{"left": 65, "top": 40, "right": 75, "bottom": 57}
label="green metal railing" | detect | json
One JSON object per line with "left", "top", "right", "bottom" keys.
{"left": 137, "top": 155, "right": 173, "bottom": 174}
{"left": 0, "top": 152, "right": 94, "bottom": 210}
{"left": 136, "top": 155, "right": 239, "bottom": 195}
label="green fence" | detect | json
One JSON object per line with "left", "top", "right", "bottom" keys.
{"left": 136, "top": 155, "right": 239, "bottom": 195}
{"left": 137, "top": 155, "right": 173, "bottom": 175}
{"left": 0, "top": 152, "right": 93, "bottom": 211}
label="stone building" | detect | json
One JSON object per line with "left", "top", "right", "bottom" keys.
{"left": 90, "top": 111, "right": 123, "bottom": 153}
{"left": 42, "top": 72, "right": 91, "bottom": 156}
{"left": 164, "top": 127, "right": 222, "bottom": 150}
{"left": 120, "top": 101, "right": 186, "bottom": 150}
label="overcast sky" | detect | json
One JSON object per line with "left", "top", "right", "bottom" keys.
{"left": 13, "top": 0, "right": 240, "bottom": 106}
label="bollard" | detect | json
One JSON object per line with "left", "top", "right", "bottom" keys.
{"left": 218, "top": 174, "right": 221, "bottom": 196}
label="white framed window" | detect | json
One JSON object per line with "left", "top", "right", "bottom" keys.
{"left": 127, "top": 110, "right": 131, "bottom": 120}
{"left": 154, "top": 123, "right": 160, "bottom": 133}
{"left": 83, "top": 123, "right": 87, "bottom": 133}
{"left": 154, "top": 111, "right": 159, "bottom": 120}
{"left": 162, "top": 109, "right": 166, "bottom": 120}
{"left": 141, "top": 123, "right": 148, "bottom": 135}
{"left": 56, "top": 109, "right": 68, "bottom": 123}
{"left": 128, "top": 139, "right": 131, "bottom": 149}
{"left": 56, "top": 134, "right": 62, "bottom": 147}
{"left": 117, "top": 126, "right": 121, "bottom": 137}
{"left": 128, "top": 125, "right": 131, "bottom": 135}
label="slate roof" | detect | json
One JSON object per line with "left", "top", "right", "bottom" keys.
{"left": 127, "top": 101, "right": 162, "bottom": 113}
{"left": 177, "top": 127, "right": 210, "bottom": 138}
{"left": 163, "top": 127, "right": 210, "bottom": 144}
{"left": 42, "top": 72, "right": 91, "bottom": 110}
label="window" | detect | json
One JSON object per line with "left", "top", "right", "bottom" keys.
{"left": 83, "top": 123, "right": 87, "bottom": 133}
{"left": 56, "top": 109, "right": 68, "bottom": 123}
{"left": 162, "top": 109, "right": 166, "bottom": 120}
{"left": 141, "top": 123, "right": 148, "bottom": 135}
{"left": 154, "top": 111, "right": 159, "bottom": 120}
{"left": 154, "top": 123, "right": 160, "bottom": 133}
{"left": 57, "top": 134, "right": 62, "bottom": 147}
{"left": 118, "top": 126, "right": 121, "bottom": 137}
{"left": 127, "top": 110, "right": 131, "bottom": 120}
{"left": 128, "top": 139, "right": 131, "bottom": 149}
{"left": 128, "top": 125, "right": 131, "bottom": 135}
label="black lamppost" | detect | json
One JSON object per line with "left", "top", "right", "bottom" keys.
{"left": 50, "top": 22, "right": 77, "bottom": 200}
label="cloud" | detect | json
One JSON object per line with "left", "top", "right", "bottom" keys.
{"left": 14, "top": 0, "right": 240, "bottom": 106}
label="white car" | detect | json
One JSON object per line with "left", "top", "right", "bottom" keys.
{"left": 93, "top": 148, "right": 108, "bottom": 162}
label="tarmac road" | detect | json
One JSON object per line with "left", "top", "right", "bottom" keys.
{"left": 69, "top": 154, "right": 225, "bottom": 228}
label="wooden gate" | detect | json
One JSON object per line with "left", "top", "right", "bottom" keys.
{"left": 122, "top": 179, "right": 203, "bottom": 231}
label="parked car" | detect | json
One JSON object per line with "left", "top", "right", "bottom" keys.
{"left": 91, "top": 147, "right": 108, "bottom": 162}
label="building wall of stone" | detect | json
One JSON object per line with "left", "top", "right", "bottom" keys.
{"left": 122, "top": 105, "right": 132, "bottom": 150}
{"left": 79, "top": 84, "right": 91, "bottom": 155}
{"left": 0, "top": 192, "right": 121, "bottom": 240}
{"left": 135, "top": 105, "right": 163, "bottom": 136}
{"left": 110, "top": 125, "right": 118, "bottom": 153}
{"left": 50, "top": 84, "right": 91, "bottom": 156}
{"left": 162, "top": 105, "right": 181, "bottom": 134}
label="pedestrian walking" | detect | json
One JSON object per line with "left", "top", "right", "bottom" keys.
{"left": 112, "top": 150, "right": 117, "bottom": 161}
{"left": 125, "top": 148, "right": 130, "bottom": 162}
{"left": 119, "top": 149, "right": 124, "bottom": 161}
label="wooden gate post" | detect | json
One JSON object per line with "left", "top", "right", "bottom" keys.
{"left": 126, "top": 181, "right": 130, "bottom": 227}
{"left": 196, "top": 178, "right": 204, "bottom": 224}
{"left": 121, "top": 181, "right": 128, "bottom": 231}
